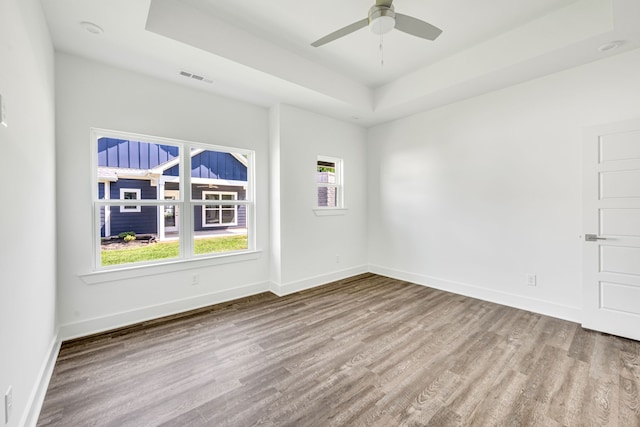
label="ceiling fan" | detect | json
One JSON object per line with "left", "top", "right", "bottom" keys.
{"left": 311, "top": 0, "right": 442, "bottom": 47}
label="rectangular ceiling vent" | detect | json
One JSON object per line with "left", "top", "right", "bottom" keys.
{"left": 179, "top": 70, "right": 212, "bottom": 84}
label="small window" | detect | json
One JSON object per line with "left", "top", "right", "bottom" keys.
{"left": 202, "top": 191, "right": 238, "bottom": 227}
{"left": 120, "top": 189, "right": 141, "bottom": 213}
{"left": 317, "top": 156, "right": 343, "bottom": 208}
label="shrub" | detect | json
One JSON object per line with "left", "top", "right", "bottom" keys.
{"left": 123, "top": 234, "right": 136, "bottom": 243}
{"left": 118, "top": 231, "right": 136, "bottom": 239}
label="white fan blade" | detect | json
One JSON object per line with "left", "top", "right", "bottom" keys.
{"left": 395, "top": 13, "right": 442, "bottom": 41}
{"left": 311, "top": 18, "right": 368, "bottom": 47}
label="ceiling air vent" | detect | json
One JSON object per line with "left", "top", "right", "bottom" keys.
{"left": 179, "top": 70, "right": 213, "bottom": 84}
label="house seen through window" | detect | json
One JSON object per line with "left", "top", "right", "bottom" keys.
{"left": 317, "top": 156, "right": 343, "bottom": 208}
{"left": 94, "top": 130, "right": 254, "bottom": 269}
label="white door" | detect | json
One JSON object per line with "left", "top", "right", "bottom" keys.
{"left": 582, "top": 118, "right": 640, "bottom": 341}
{"left": 164, "top": 190, "right": 180, "bottom": 233}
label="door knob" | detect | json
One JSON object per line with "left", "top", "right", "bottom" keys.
{"left": 585, "top": 234, "right": 606, "bottom": 241}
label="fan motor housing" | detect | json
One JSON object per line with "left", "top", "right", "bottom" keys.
{"left": 369, "top": 5, "right": 396, "bottom": 35}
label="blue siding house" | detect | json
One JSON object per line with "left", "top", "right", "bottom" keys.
{"left": 98, "top": 138, "right": 247, "bottom": 240}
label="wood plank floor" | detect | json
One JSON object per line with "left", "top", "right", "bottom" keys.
{"left": 37, "top": 274, "right": 640, "bottom": 426}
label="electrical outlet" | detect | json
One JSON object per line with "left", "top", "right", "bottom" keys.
{"left": 191, "top": 273, "right": 199, "bottom": 285}
{"left": 5, "top": 386, "right": 12, "bottom": 424}
{"left": 527, "top": 274, "right": 537, "bottom": 286}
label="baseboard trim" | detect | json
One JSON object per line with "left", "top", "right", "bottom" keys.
{"left": 22, "top": 332, "right": 61, "bottom": 427}
{"left": 60, "top": 264, "right": 582, "bottom": 342}
{"left": 270, "top": 265, "right": 369, "bottom": 296}
{"left": 369, "top": 265, "right": 582, "bottom": 323}
{"left": 58, "top": 281, "right": 271, "bottom": 341}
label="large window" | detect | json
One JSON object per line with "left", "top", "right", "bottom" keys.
{"left": 93, "top": 129, "right": 254, "bottom": 269}
{"left": 317, "top": 156, "right": 343, "bottom": 208}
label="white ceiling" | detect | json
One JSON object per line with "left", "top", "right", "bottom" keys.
{"left": 41, "top": 0, "right": 640, "bottom": 126}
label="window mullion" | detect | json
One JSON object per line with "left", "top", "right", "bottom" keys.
{"left": 247, "top": 152, "right": 255, "bottom": 251}
{"left": 181, "top": 145, "right": 193, "bottom": 259}
{"left": 94, "top": 201, "right": 102, "bottom": 269}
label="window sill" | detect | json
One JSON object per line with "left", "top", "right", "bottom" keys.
{"left": 80, "top": 250, "right": 262, "bottom": 285}
{"left": 313, "top": 208, "right": 348, "bottom": 216}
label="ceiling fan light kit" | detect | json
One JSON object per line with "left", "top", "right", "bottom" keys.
{"left": 369, "top": 5, "right": 395, "bottom": 35}
{"left": 311, "top": 0, "right": 442, "bottom": 47}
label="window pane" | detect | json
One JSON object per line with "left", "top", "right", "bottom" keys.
{"left": 99, "top": 205, "right": 106, "bottom": 237}
{"left": 191, "top": 148, "right": 248, "bottom": 201}
{"left": 99, "top": 204, "right": 180, "bottom": 267}
{"left": 317, "top": 160, "right": 336, "bottom": 184}
{"left": 163, "top": 205, "right": 176, "bottom": 227}
{"left": 97, "top": 138, "right": 181, "bottom": 200}
{"left": 98, "top": 182, "right": 106, "bottom": 200}
{"left": 192, "top": 205, "right": 248, "bottom": 255}
{"left": 221, "top": 209, "right": 236, "bottom": 223}
{"left": 204, "top": 207, "right": 220, "bottom": 225}
{"left": 317, "top": 186, "right": 338, "bottom": 207}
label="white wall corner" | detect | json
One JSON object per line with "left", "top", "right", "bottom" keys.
{"left": 268, "top": 104, "right": 283, "bottom": 286}
{"left": 21, "top": 333, "right": 61, "bottom": 427}
{"left": 270, "top": 265, "right": 369, "bottom": 296}
{"left": 368, "top": 265, "right": 582, "bottom": 324}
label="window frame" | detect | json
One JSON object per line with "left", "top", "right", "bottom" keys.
{"left": 316, "top": 155, "right": 343, "bottom": 209}
{"left": 119, "top": 188, "right": 141, "bottom": 213}
{"left": 202, "top": 191, "right": 238, "bottom": 228}
{"left": 91, "top": 128, "right": 256, "bottom": 272}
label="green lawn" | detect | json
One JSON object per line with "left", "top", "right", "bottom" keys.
{"left": 101, "top": 235, "right": 248, "bottom": 266}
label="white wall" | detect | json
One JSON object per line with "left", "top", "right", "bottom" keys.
{"left": 270, "top": 105, "right": 368, "bottom": 294}
{"left": 368, "top": 48, "right": 640, "bottom": 321}
{"left": 0, "top": 0, "right": 57, "bottom": 425}
{"left": 55, "top": 53, "right": 271, "bottom": 338}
